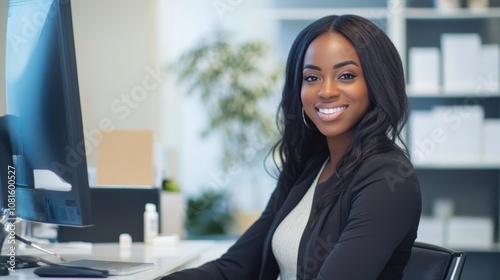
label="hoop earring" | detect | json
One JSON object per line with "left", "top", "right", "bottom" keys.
{"left": 302, "top": 108, "right": 313, "bottom": 129}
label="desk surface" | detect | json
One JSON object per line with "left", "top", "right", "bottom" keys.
{"left": 9, "top": 240, "right": 234, "bottom": 279}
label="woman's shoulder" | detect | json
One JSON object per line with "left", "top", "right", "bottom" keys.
{"left": 361, "top": 147, "right": 414, "bottom": 171}
{"left": 353, "top": 147, "right": 419, "bottom": 191}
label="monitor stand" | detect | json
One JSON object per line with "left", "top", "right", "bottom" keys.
{"left": 0, "top": 115, "right": 13, "bottom": 199}
{"left": 0, "top": 231, "right": 40, "bottom": 269}
{"left": 0, "top": 116, "right": 40, "bottom": 270}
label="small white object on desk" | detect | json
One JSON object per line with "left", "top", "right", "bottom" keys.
{"left": 153, "top": 234, "right": 180, "bottom": 247}
{"left": 119, "top": 233, "right": 133, "bottom": 249}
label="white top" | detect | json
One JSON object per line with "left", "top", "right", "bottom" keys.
{"left": 271, "top": 160, "right": 327, "bottom": 280}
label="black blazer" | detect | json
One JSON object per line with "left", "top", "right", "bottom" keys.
{"left": 163, "top": 149, "right": 421, "bottom": 280}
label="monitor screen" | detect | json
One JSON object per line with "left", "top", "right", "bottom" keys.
{"left": 0, "top": 0, "right": 92, "bottom": 226}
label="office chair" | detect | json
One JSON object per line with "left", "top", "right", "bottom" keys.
{"left": 403, "top": 242, "right": 466, "bottom": 280}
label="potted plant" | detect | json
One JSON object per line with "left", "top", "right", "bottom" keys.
{"left": 169, "top": 30, "right": 281, "bottom": 236}
{"left": 170, "top": 30, "right": 281, "bottom": 169}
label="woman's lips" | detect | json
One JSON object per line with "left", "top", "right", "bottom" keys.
{"left": 316, "top": 105, "right": 347, "bottom": 121}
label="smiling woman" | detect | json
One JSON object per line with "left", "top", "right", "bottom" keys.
{"left": 162, "top": 14, "right": 421, "bottom": 280}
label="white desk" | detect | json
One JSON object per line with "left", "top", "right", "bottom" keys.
{"left": 8, "top": 240, "right": 234, "bottom": 279}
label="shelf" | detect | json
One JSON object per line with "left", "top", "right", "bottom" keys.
{"left": 265, "top": 7, "right": 500, "bottom": 21}
{"left": 406, "top": 7, "right": 500, "bottom": 19}
{"left": 451, "top": 243, "right": 500, "bottom": 253}
{"left": 261, "top": 8, "right": 389, "bottom": 20}
{"left": 414, "top": 160, "right": 500, "bottom": 169}
{"left": 408, "top": 92, "right": 500, "bottom": 98}
{"left": 407, "top": 86, "right": 500, "bottom": 98}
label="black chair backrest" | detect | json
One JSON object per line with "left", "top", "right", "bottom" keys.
{"left": 403, "top": 242, "right": 466, "bottom": 280}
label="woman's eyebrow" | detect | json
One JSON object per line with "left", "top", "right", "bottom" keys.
{"left": 303, "top": 64, "right": 321, "bottom": 71}
{"left": 334, "top": 60, "right": 359, "bottom": 69}
{"left": 304, "top": 60, "right": 359, "bottom": 71}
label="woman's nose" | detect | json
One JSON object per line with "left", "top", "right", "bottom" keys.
{"left": 319, "top": 78, "right": 340, "bottom": 99}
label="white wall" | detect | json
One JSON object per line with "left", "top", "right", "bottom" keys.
{"left": 0, "top": 0, "right": 162, "bottom": 169}
{"left": 71, "top": 0, "right": 162, "bottom": 167}
{"left": 157, "top": 0, "right": 279, "bottom": 211}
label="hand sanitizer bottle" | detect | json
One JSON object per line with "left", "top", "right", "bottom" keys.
{"left": 144, "top": 203, "right": 158, "bottom": 244}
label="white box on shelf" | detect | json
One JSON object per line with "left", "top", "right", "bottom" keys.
{"left": 409, "top": 110, "right": 440, "bottom": 164}
{"left": 409, "top": 47, "right": 440, "bottom": 93}
{"left": 432, "top": 105, "right": 484, "bottom": 162}
{"left": 433, "top": 198, "right": 455, "bottom": 219}
{"left": 483, "top": 119, "right": 500, "bottom": 162}
{"left": 445, "top": 216, "right": 494, "bottom": 249}
{"left": 416, "top": 217, "right": 445, "bottom": 246}
{"left": 441, "top": 33, "right": 482, "bottom": 94}
{"left": 479, "top": 44, "right": 500, "bottom": 95}
{"left": 434, "top": 0, "right": 460, "bottom": 10}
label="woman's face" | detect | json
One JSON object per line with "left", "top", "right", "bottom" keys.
{"left": 301, "top": 32, "right": 370, "bottom": 141}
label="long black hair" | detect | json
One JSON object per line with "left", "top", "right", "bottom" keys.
{"left": 270, "top": 14, "right": 409, "bottom": 210}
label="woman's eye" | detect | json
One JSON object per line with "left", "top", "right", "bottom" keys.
{"left": 304, "top": 75, "right": 319, "bottom": 82}
{"left": 339, "top": 73, "right": 356, "bottom": 80}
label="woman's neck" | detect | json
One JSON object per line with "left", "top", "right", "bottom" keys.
{"left": 327, "top": 132, "right": 353, "bottom": 165}
{"left": 317, "top": 133, "right": 353, "bottom": 183}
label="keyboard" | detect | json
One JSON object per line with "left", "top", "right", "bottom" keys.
{"left": 59, "top": 259, "right": 155, "bottom": 276}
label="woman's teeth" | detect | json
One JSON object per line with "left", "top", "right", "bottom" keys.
{"left": 318, "top": 106, "right": 347, "bottom": 115}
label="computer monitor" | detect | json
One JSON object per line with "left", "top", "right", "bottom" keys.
{"left": 0, "top": 0, "right": 92, "bottom": 227}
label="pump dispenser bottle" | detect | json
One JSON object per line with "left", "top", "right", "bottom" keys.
{"left": 144, "top": 203, "right": 158, "bottom": 244}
